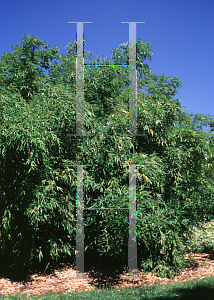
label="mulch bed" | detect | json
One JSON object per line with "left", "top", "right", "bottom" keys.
{"left": 1, "top": 253, "right": 214, "bottom": 295}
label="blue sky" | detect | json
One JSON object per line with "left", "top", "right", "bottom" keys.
{"left": 0, "top": 0, "right": 213, "bottom": 131}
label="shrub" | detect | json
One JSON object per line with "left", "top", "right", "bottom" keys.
{"left": 0, "top": 34, "right": 213, "bottom": 278}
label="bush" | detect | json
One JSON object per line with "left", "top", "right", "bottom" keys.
{"left": 0, "top": 33, "right": 214, "bottom": 278}
{"left": 186, "top": 220, "right": 214, "bottom": 254}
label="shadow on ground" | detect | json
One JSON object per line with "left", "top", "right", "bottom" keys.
{"left": 136, "top": 284, "right": 214, "bottom": 300}
{"left": 1, "top": 252, "right": 214, "bottom": 300}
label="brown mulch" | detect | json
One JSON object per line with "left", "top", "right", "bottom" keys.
{"left": 1, "top": 253, "right": 214, "bottom": 295}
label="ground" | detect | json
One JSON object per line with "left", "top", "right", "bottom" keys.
{"left": 0, "top": 253, "right": 214, "bottom": 295}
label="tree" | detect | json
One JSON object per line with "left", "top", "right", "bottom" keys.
{"left": 0, "top": 34, "right": 213, "bottom": 278}
{"left": 0, "top": 31, "right": 59, "bottom": 102}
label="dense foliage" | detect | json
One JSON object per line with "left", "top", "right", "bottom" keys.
{"left": 0, "top": 32, "right": 213, "bottom": 278}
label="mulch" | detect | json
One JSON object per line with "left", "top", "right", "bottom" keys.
{"left": 1, "top": 253, "right": 214, "bottom": 295}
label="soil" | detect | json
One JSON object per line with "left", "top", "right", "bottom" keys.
{"left": 1, "top": 253, "right": 214, "bottom": 295}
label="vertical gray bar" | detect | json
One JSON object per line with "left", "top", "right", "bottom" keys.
{"left": 76, "top": 165, "right": 84, "bottom": 277}
{"left": 128, "top": 164, "right": 137, "bottom": 278}
{"left": 129, "top": 23, "right": 137, "bottom": 135}
{"left": 76, "top": 23, "right": 84, "bottom": 136}
{"left": 67, "top": 22, "right": 92, "bottom": 136}
{"left": 121, "top": 22, "right": 145, "bottom": 135}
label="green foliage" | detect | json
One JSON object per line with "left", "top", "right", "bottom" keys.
{"left": 186, "top": 220, "right": 214, "bottom": 254}
{"left": 0, "top": 33, "right": 214, "bottom": 278}
{"left": 0, "top": 31, "right": 59, "bottom": 102}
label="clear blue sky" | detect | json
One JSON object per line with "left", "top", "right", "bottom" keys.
{"left": 0, "top": 0, "right": 213, "bottom": 128}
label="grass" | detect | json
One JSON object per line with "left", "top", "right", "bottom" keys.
{"left": 1, "top": 276, "right": 214, "bottom": 299}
